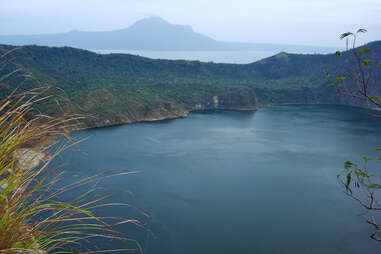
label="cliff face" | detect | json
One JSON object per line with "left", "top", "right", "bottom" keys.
{"left": 80, "top": 88, "right": 259, "bottom": 128}
{"left": 84, "top": 108, "right": 189, "bottom": 128}
{"left": 83, "top": 103, "right": 258, "bottom": 129}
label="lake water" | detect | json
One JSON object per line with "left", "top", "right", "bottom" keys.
{"left": 57, "top": 105, "right": 381, "bottom": 253}
{"left": 90, "top": 50, "right": 279, "bottom": 64}
{"left": 90, "top": 49, "right": 335, "bottom": 64}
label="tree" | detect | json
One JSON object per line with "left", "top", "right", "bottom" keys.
{"left": 329, "top": 29, "right": 381, "bottom": 241}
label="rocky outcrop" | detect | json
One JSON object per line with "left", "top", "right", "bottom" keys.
{"left": 84, "top": 104, "right": 258, "bottom": 129}
{"left": 12, "top": 149, "right": 48, "bottom": 169}
{"left": 79, "top": 87, "right": 259, "bottom": 128}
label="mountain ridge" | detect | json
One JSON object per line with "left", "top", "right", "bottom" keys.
{"left": 0, "top": 41, "right": 379, "bottom": 128}
{"left": 0, "top": 17, "right": 338, "bottom": 53}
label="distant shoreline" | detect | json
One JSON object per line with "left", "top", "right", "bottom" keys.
{"left": 80, "top": 102, "right": 381, "bottom": 131}
{"left": 82, "top": 106, "right": 258, "bottom": 130}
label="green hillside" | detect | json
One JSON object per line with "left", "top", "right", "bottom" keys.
{"left": 0, "top": 42, "right": 380, "bottom": 127}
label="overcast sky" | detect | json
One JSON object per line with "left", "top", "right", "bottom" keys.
{"left": 0, "top": 0, "right": 380, "bottom": 47}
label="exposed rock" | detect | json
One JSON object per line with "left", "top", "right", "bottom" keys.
{"left": 12, "top": 148, "right": 48, "bottom": 169}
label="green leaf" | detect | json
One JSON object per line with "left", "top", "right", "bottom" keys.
{"left": 368, "top": 184, "right": 381, "bottom": 189}
{"left": 357, "top": 28, "right": 367, "bottom": 34}
{"left": 336, "top": 77, "right": 346, "bottom": 82}
{"left": 355, "top": 169, "right": 371, "bottom": 178}
{"left": 362, "top": 155, "right": 373, "bottom": 163}
{"left": 340, "top": 32, "right": 353, "bottom": 40}
{"left": 335, "top": 51, "right": 342, "bottom": 56}
{"left": 358, "top": 48, "right": 371, "bottom": 56}
{"left": 346, "top": 172, "right": 352, "bottom": 186}
{"left": 344, "top": 161, "right": 356, "bottom": 170}
{"left": 362, "top": 60, "right": 372, "bottom": 66}
{"left": 378, "top": 63, "right": 381, "bottom": 67}
{"left": 355, "top": 170, "right": 364, "bottom": 177}
{"left": 328, "top": 82, "right": 337, "bottom": 87}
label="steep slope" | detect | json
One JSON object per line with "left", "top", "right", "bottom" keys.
{"left": 0, "top": 41, "right": 379, "bottom": 128}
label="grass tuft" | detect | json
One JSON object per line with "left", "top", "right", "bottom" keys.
{"left": 0, "top": 52, "right": 149, "bottom": 253}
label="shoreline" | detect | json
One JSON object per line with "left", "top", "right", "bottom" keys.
{"left": 81, "top": 106, "right": 258, "bottom": 130}
{"left": 78, "top": 102, "right": 381, "bottom": 131}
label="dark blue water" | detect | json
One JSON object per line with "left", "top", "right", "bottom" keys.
{"left": 57, "top": 105, "right": 381, "bottom": 253}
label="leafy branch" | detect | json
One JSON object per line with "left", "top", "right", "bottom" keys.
{"left": 333, "top": 29, "right": 381, "bottom": 242}
{"left": 327, "top": 29, "right": 381, "bottom": 108}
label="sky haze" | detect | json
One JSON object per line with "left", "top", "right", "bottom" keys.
{"left": 1, "top": 0, "right": 380, "bottom": 47}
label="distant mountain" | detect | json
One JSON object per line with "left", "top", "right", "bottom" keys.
{"left": 0, "top": 41, "right": 379, "bottom": 128}
{"left": 0, "top": 17, "right": 338, "bottom": 53}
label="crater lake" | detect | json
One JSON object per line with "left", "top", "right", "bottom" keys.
{"left": 56, "top": 105, "right": 381, "bottom": 254}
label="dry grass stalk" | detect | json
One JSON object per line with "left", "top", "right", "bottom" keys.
{"left": 0, "top": 51, "right": 149, "bottom": 253}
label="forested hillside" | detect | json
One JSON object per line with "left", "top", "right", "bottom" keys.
{"left": 0, "top": 41, "right": 380, "bottom": 127}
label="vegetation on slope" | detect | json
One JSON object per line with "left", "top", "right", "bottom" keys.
{"left": 0, "top": 41, "right": 380, "bottom": 127}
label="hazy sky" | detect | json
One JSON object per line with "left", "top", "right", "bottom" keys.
{"left": 1, "top": 0, "right": 380, "bottom": 46}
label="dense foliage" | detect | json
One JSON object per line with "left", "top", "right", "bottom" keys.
{"left": 0, "top": 41, "right": 380, "bottom": 127}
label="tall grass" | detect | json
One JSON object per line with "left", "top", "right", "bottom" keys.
{"left": 0, "top": 52, "right": 149, "bottom": 253}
